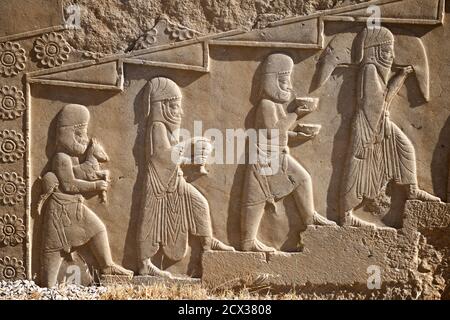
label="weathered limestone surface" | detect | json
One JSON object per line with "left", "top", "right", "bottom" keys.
{"left": 1, "top": 0, "right": 449, "bottom": 300}
{"left": 203, "top": 227, "right": 419, "bottom": 289}
{"left": 62, "top": 0, "right": 366, "bottom": 53}
{"left": 203, "top": 201, "right": 450, "bottom": 298}
{"left": 404, "top": 200, "right": 450, "bottom": 231}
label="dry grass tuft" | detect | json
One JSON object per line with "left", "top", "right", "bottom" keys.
{"left": 99, "top": 283, "right": 303, "bottom": 300}
{"left": 100, "top": 283, "right": 208, "bottom": 300}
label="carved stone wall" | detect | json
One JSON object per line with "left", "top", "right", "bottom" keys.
{"left": 61, "top": 0, "right": 369, "bottom": 53}
{"left": 0, "top": 0, "right": 449, "bottom": 299}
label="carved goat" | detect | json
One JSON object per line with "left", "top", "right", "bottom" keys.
{"left": 73, "top": 138, "right": 110, "bottom": 203}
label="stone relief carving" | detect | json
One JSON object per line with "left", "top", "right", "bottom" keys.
{"left": 38, "top": 104, "right": 132, "bottom": 287}
{"left": 0, "top": 0, "right": 447, "bottom": 295}
{"left": 315, "top": 26, "right": 441, "bottom": 228}
{"left": 81, "top": 51, "right": 105, "bottom": 60}
{"left": 137, "top": 77, "right": 234, "bottom": 279}
{"left": 0, "top": 256, "right": 26, "bottom": 281}
{"left": 72, "top": 138, "right": 110, "bottom": 204}
{"left": 0, "top": 172, "right": 26, "bottom": 206}
{"left": 0, "top": 130, "right": 26, "bottom": 164}
{"left": 192, "top": 137, "right": 213, "bottom": 175}
{"left": 0, "top": 86, "right": 26, "bottom": 120}
{"left": 165, "top": 19, "right": 199, "bottom": 41}
{"left": 0, "top": 41, "right": 27, "bottom": 77}
{"left": 240, "top": 53, "right": 336, "bottom": 253}
{"left": 132, "top": 16, "right": 201, "bottom": 51}
{"left": 0, "top": 214, "right": 26, "bottom": 246}
{"left": 33, "top": 32, "right": 71, "bottom": 68}
{"left": 133, "top": 27, "right": 158, "bottom": 50}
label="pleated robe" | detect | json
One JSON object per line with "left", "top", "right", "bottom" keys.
{"left": 342, "top": 63, "right": 417, "bottom": 213}
{"left": 137, "top": 122, "right": 212, "bottom": 262}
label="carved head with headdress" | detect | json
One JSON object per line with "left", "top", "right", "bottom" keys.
{"left": 147, "top": 77, "right": 183, "bottom": 135}
{"left": 56, "top": 104, "right": 90, "bottom": 156}
{"left": 314, "top": 26, "right": 429, "bottom": 101}
{"left": 260, "top": 53, "right": 294, "bottom": 103}
{"left": 145, "top": 77, "right": 183, "bottom": 157}
{"left": 356, "top": 27, "right": 395, "bottom": 79}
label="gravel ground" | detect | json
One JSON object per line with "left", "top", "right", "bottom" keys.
{"left": 0, "top": 280, "right": 108, "bottom": 300}
{"left": 0, "top": 280, "right": 437, "bottom": 300}
{"left": 0, "top": 280, "right": 291, "bottom": 300}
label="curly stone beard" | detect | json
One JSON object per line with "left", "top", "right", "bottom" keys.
{"left": 150, "top": 101, "right": 182, "bottom": 138}
{"left": 56, "top": 126, "right": 89, "bottom": 157}
{"left": 363, "top": 46, "right": 393, "bottom": 83}
{"left": 374, "top": 44, "right": 394, "bottom": 69}
{"left": 261, "top": 73, "right": 292, "bottom": 103}
{"left": 72, "top": 135, "right": 89, "bottom": 156}
{"left": 162, "top": 102, "right": 182, "bottom": 131}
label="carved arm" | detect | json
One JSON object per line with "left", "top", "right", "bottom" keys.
{"left": 260, "top": 99, "right": 298, "bottom": 134}
{"left": 385, "top": 66, "right": 414, "bottom": 107}
{"left": 53, "top": 153, "right": 105, "bottom": 194}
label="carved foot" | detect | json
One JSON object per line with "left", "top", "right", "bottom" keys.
{"left": 342, "top": 213, "right": 376, "bottom": 229}
{"left": 312, "top": 212, "right": 337, "bottom": 226}
{"left": 241, "top": 239, "right": 277, "bottom": 253}
{"left": 199, "top": 165, "right": 209, "bottom": 175}
{"left": 408, "top": 187, "right": 441, "bottom": 203}
{"left": 139, "top": 259, "right": 174, "bottom": 279}
{"left": 102, "top": 263, "right": 134, "bottom": 278}
{"left": 210, "top": 238, "right": 235, "bottom": 252}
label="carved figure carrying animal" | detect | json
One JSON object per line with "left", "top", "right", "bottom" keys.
{"left": 73, "top": 138, "right": 110, "bottom": 203}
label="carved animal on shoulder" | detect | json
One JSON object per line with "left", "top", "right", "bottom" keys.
{"left": 73, "top": 138, "right": 110, "bottom": 203}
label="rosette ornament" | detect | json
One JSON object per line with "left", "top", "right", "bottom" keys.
{"left": 0, "top": 256, "right": 26, "bottom": 280}
{"left": 0, "top": 86, "right": 26, "bottom": 120}
{"left": 166, "top": 21, "right": 196, "bottom": 41}
{"left": 0, "top": 130, "right": 26, "bottom": 163}
{"left": 0, "top": 214, "right": 26, "bottom": 246}
{"left": 0, "top": 42, "right": 27, "bottom": 77}
{"left": 133, "top": 28, "right": 158, "bottom": 50}
{"left": 0, "top": 172, "right": 26, "bottom": 205}
{"left": 34, "top": 32, "right": 71, "bottom": 68}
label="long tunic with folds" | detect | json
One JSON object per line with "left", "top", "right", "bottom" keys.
{"left": 137, "top": 123, "right": 213, "bottom": 262}
{"left": 42, "top": 192, "right": 106, "bottom": 253}
{"left": 342, "top": 63, "right": 417, "bottom": 213}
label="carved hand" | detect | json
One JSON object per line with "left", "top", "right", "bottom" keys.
{"left": 297, "top": 131, "right": 319, "bottom": 138}
{"left": 400, "top": 66, "right": 414, "bottom": 76}
{"left": 289, "top": 130, "right": 318, "bottom": 140}
{"left": 294, "top": 106, "right": 305, "bottom": 119}
{"left": 171, "top": 143, "right": 186, "bottom": 165}
{"left": 96, "top": 180, "right": 108, "bottom": 191}
{"left": 386, "top": 66, "right": 415, "bottom": 106}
